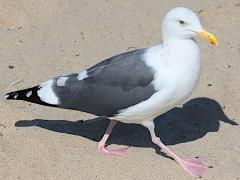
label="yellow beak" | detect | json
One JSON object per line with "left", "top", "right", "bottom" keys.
{"left": 196, "top": 30, "right": 218, "bottom": 45}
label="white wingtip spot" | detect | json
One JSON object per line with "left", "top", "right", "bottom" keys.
{"left": 77, "top": 71, "right": 88, "bottom": 81}
{"left": 26, "top": 91, "right": 32, "bottom": 98}
{"left": 56, "top": 77, "right": 68, "bottom": 87}
{"left": 14, "top": 93, "right": 18, "bottom": 99}
{"left": 5, "top": 94, "right": 9, "bottom": 99}
{"left": 37, "top": 79, "right": 59, "bottom": 105}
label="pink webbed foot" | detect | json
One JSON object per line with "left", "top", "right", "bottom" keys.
{"left": 98, "top": 143, "right": 128, "bottom": 156}
{"left": 177, "top": 157, "right": 212, "bottom": 177}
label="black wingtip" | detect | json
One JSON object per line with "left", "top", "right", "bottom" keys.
{"left": 5, "top": 86, "right": 58, "bottom": 108}
{"left": 5, "top": 86, "right": 40, "bottom": 101}
{"left": 5, "top": 92, "right": 16, "bottom": 100}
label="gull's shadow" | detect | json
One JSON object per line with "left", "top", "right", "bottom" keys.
{"left": 16, "top": 97, "right": 238, "bottom": 151}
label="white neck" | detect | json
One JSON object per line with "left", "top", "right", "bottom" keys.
{"left": 160, "top": 38, "right": 200, "bottom": 65}
{"left": 163, "top": 37, "right": 197, "bottom": 49}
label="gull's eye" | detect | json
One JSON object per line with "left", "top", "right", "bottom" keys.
{"left": 178, "top": 20, "right": 186, "bottom": 25}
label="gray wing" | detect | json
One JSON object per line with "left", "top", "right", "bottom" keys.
{"left": 52, "top": 49, "right": 156, "bottom": 117}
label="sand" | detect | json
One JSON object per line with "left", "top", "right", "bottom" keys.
{"left": 1, "top": 0, "right": 240, "bottom": 179}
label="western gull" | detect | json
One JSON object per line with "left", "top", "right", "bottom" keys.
{"left": 5, "top": 7, "right": 218, "bottom": 177}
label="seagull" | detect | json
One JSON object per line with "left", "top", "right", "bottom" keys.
{"left": 5, "top": 7, "right": 218, "bottom": 177}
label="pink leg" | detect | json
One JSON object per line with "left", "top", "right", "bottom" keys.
{"left": 98, "top": 120, "right": 128, "bottom": 156}
{"left": 143, "top": 121, "right": 210, "bottom": 177}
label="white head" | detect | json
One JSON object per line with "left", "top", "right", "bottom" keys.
{"left": 162, "top": 7, "right": 218, "bottom": 45}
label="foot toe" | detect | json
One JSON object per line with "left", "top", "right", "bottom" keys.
{"left": 178, "top": 157, "right": 210, "bottom": 177}
{"left": 99, "top": 146, "right": 128, "bottom": 156}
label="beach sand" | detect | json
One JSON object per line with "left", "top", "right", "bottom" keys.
{"left": 1, "top": 0, "right": 240, "bottom": 179}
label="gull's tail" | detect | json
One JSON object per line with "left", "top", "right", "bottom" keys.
{"left": 5, "top": 86, "right": 57, "bottom": 107}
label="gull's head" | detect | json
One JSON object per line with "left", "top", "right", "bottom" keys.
{"left": 162, "top": 7, "right": 218, "bottom": 45}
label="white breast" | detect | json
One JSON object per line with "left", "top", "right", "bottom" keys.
{"left": 114, "top": 40, "right": 201, "bottom": 124}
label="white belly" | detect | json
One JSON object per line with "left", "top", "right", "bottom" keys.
{"left": 113, "top": 68, "right": 200, "bottom": 124}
